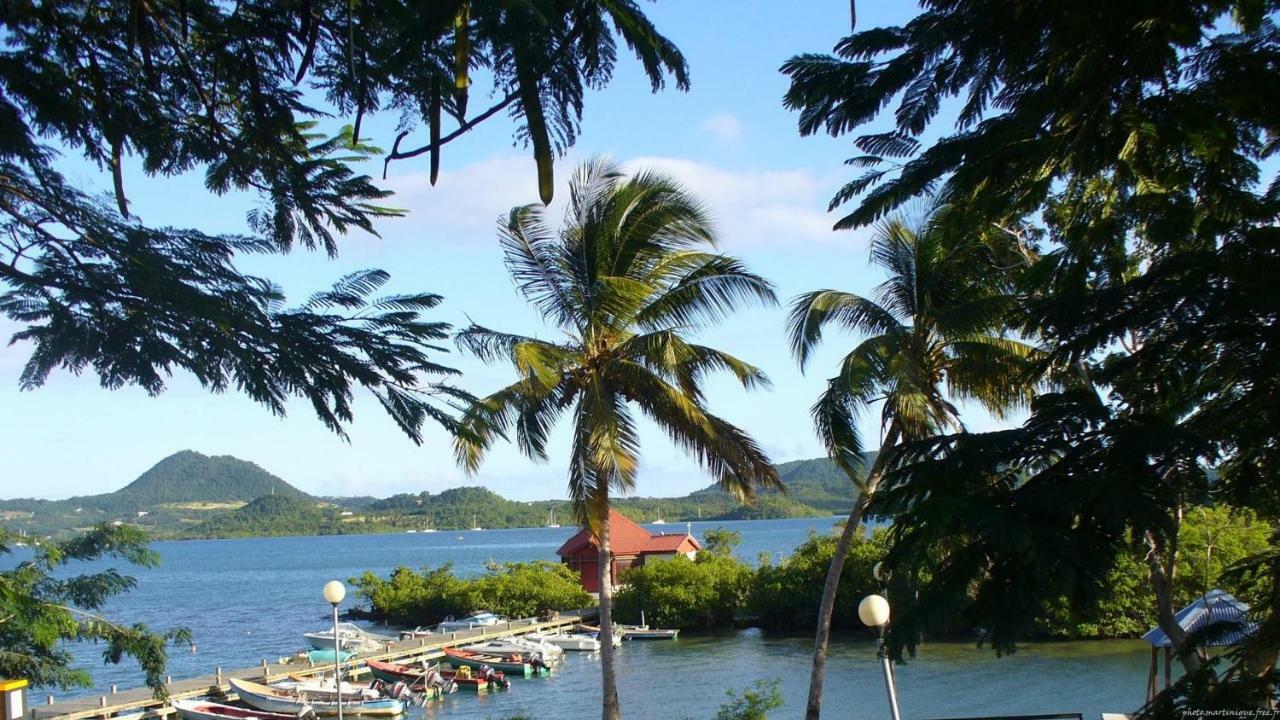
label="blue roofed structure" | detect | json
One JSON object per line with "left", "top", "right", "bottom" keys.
{"left": 1141, "top": 588, "right": 1257, "bottom": 648}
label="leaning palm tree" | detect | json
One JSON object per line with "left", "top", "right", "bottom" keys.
{"left": 455, "top": 158, "right": 781, "bottom": 720}
{"left": 788, "top": 204, "right": 1040, "bottom": 720}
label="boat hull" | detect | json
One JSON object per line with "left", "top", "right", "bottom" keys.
{"left": 527, "top": 633, "right": 600, "bottom": 651}
{"left": 171, "top": 700, "right": 296, "bottom": 720}
{"left": 229, "top": 678, "right": 404, "bottom": 717}
{"left": 443, "top": 648, "right": 549, "bottom": 677}
{"left": 365, "top": 659, "right": 506, "bottom": 693}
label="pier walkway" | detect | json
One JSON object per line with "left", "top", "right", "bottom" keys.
{"left": 31, "top": 610, "right": 596, "bottom": 720}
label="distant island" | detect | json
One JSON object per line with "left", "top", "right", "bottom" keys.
{"left": 0, "top": 449, "right": 862, "bottom": 540}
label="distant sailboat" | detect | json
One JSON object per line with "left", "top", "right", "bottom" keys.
{"left": 470, "top": 514, "right": 483, "bottom": 531}
{"left": 651, "top": 518, "right": 667, "bottom": 525}
{"left": 546, "top": 508, "right": 561, "bottom": 528}
{"left": 422, "top": 517, "right": 437, "bottom": 533}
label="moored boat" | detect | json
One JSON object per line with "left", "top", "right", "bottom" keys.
{"left": 302, "top": 623, "right": 396, "bottom": 652}
{"left": 443, "top": 647, "right": 551, "bottom": 677}
{"left": 171, "top": 699, "right": 300, "bottom": 720}
{"left": 466, "top": 635, "right": 563, "bottom": 662}
{"left": 620, "top": 625, "right": 679, "bottom": 640}
{"left": 526, "top": 631, "right": 601, "bottom": 652}
{"left": 365, "top": 659, "right": 509, "bottom": 692}
{"left": 571, "top": 623, "right": 623, "bottom": 647}
{"left": 436, "top": 611, "right": 504, "bottom": 632}
{"left": 229, "top": 678, "right": 405, "bottom": 717}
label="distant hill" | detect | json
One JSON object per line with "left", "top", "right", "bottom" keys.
{"left": 0, "top": 450, "right": 313, "bottom": 538}
{"left": 89, "top": 450, "right": 310, "bottom": 511}
{"left": 1, "top": 451, "right": 864, "bottom": 540}
{"left": 189, "top": 494, "right": 330, "bottom": 539}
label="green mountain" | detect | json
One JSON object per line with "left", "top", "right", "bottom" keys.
{"left": 0, "top": 451, "right": 312, "bottom": 537}
{"left": 89, "top": 450, "right": 309, "bottom": 510}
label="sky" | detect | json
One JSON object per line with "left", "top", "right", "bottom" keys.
{"left": 0, "top": 1, "right": 1016, "bottom": 502}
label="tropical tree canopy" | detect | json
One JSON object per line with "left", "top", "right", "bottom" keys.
{"left": 786, "top": 204, "right": 1040, "bottom": 476}
{"left": 455, "top": 158, "right": 781, "bottom": 525}
{"left": 0, "top": 526, "right": 191, "bottom": 696}
{"left": 0, "top": 0, "right": 688, "bottom": 440}
{"left": 783, "top": 0, "right": 1279, "bottom": 707}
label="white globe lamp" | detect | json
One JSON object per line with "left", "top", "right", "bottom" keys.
{"left": 858, "top": 593, "right": 891, "bottom": 628}
{"left": 323, "top": 580, "right": 346, "bottom": 605}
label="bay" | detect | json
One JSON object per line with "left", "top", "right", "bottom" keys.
{"left": 38, "top": 518, "right": 1150, "bottom": 718}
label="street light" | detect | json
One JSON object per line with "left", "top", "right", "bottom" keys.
{"left": 858, "top": 594, "right": 902, "bottom": 720}
{"left": 323, "top": 580, "right": 346, "bottom": 720}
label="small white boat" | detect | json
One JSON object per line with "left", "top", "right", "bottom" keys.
{"left": 302, "top": 622, "right": 395, "bottom": 652}
{"left": 651, "top": 518, "right": 667, "bottom": 525}
{"left": 467, "top": 636, "right": 564, "bottom": 662}
{"left": 229, "top": 678, "right": 404, "bottom": 717}
{"left": 437, "top": 611, "right": 504, "bottom": 632}
{"left": 527, "top": 631, "right": 601, "bottom": 652}
{"left": 171, "top": 699, "right": 298, "bottom": 720}
{"left": 546, "top": 508, "right": 561, "bottom": 528}
{"left": 272, "top": 678, "right": 380, "bottom": 701}
{"left": 470, "top": 514, "right": 483, "bottom": 531}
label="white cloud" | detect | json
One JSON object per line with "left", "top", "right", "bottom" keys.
{"left": 700, "top": 113, "right": 743, "bottom": 142}
{"left": 374, "top": 152, "right": 859, "bottom": 250}
{"left": 623, "top": 156, "right": 855, "bottom": 248}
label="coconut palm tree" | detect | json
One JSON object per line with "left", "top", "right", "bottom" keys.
{"left": 454, "top": 158, "right": 781, "bottom": 720}
{"left": 787, "top": 205, "right": 1040, "bottom": 720}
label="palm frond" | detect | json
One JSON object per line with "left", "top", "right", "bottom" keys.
{"left": 786, "top": 290, "right": 901, "bottom": 371}
{"left": 498, "top": 205, "right": 581, "bottom": 328}
{"left": 637, "top": 254, "right": 777, "bottom": 330}
{"left": 615, "top": 360, "right": 779, "bottom": 500}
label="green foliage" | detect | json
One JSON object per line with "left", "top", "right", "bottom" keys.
{"left": 703, "top": 527, "right": 743, "bottom": 556}
{"left": 0, "top": 525, "right": 190, "bottom": 696}
{"left": 784, "top": 0, "right": 1280, "bottom": 706}
{"left": 711, "top": 680, "right": 784, "bottom": 720}
{"left": 352, "top": 561, "right": 591, "bottom": 626}
{"left": 2, "top": 1, "right": 690, "bottom": 441}
{"left": 189, "top": 495, "right": 333, "bottom": 539}
{"left": 750, "top": 529, "right": 886, "bottom": 632}
{"left": 1036, "top": 551, "right": 1154, "bottom": 640}
{"left": 1176, "top": 506, "right": 1274, "bottom": 607}
{"left": 614, "top": 554, "right": 754, "bottom": 630}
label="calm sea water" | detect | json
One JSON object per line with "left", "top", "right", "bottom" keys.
{"left": 30, "top": 518, "right": 1150, "bottom": 718}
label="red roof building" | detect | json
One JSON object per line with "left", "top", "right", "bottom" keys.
{"left": 555, "top": 509, "right": 701, "bottom": 593}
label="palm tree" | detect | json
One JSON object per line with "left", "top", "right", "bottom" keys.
{"left": 454, "top": 158, "right": 781, "bottom": 720}
{"left": 787, "top": 204, "right": 1039, "bottom": 720}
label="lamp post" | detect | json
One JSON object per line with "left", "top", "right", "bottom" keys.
{"left": 323, "top": 580, "right": 346, "bottom": 720}
{"left": 858, "top": 594, "right": 902, "bottom": 720}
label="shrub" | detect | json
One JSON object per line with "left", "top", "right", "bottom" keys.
{"left": 614, "top": 553, "right": 753, "bottom": 630}
{"left": 711, "top": 680, "right": 783, "bottom": 720}
{"left": 749, "top": 528, "right": 886, "bottom": 632}
{"left": 352, "top": 561, "right": 592, "bottom": 625}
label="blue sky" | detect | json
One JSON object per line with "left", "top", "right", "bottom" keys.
{"left": 0, "top": 1, "right": 1015, "bottom": 501}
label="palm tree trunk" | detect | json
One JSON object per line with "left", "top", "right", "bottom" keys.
{"left": 805, "top": 426, "right": 900, "bottom": 720}
{"left": 597, "top": 510, "right": 621, "bottom": 720}
{"left": 1143, "top": 529, "right": 1204, "bottom": 676}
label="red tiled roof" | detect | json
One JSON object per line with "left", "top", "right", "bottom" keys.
{"left": 555, "top": 509, "right": 656, "bottom": 557}
{"left": 643, "top": 534, "right": 700, "bottom": 553}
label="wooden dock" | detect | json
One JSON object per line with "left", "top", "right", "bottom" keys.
{"left": 31, "top": 610, "right": 596, "bottom": 720}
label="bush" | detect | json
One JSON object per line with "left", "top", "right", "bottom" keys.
{"left": 749, "top": 528, "right": 886, "bottom": 632}
{"left": 711, "top": 680, "right": 783, "bottom": 720}
{"left": 614, "top": 553, "right": 753, "bottom": 630}
{"left": 352, "top": 561, "right": 592, "bottom": 625}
